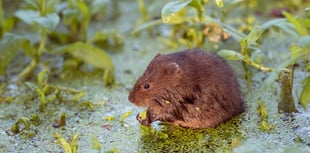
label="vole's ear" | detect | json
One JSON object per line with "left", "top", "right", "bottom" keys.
{"left": 165, "top": 62, "right": 181, "bottom": 75}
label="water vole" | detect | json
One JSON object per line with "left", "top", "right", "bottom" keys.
{"left": 128, "top": 49, "right": 244, "bottom": 128}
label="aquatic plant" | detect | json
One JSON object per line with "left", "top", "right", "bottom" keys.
{"left": 0, "top": 0, "right": 122, "bottom": 86}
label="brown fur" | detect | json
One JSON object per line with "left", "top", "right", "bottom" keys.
{"left": 128, "top": 49, "right": 244, "bottom": 129}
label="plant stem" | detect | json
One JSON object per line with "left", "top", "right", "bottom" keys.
{"left": 18, "top": 59, "right": 37, "bottom": 80}
{"left": 242, "top": 61, "right": 252, "bottom": 89}
{"left": 0, "top": 0, "right": 4, "bottom": 38}
{"left": 39, "top": 0, "right": 46, "bottom": 16}
{"left": 18, "top": 0, "right": 47, "bottom": 80}
{"left": 278, "top": 69, "right": 297, "bottom": 113}
{"left": 243, "top": 56, "right": 274, "bottom": 72}
{"left": 38, "top": 28, "right": 47, "bottom": 55}
{"left": 38, "top": 0, "right": 47, "bottom": 54}
{"left": 137, "top": 0, "right": 149, "bottom": 21}
{"left": 49, "top": 84, "right": 81, "bottom": 94}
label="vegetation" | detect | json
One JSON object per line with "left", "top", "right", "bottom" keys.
{"left": 135, "top": 0, "right": 310, "bottom": 111}
{"left": 133, "top": 0, "right": 310, "bottom": 111}
{"left": 0, "top": 0, "right": 118, "bottom": 86}
{"left": 0, "top": 0, "right": 310, "bottom": 152}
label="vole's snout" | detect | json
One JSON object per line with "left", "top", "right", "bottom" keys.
{"left": 128, "top": 90, "right": 134, "bottom": 103}
{"left": 128, "top": 88, "right": 139, "bottom": 104}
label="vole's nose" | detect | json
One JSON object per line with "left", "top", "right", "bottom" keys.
{"left": 128, "top": 90, "right": 134, "bottom": 103}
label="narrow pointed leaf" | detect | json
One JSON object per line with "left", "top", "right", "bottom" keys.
{"left": 283, "top": 11, "right": 307, "bottom": 36}
{"left": 218, "top": 49, "right": 244, "bottom": 61}
{"left": 161, "top": 0, "right": 192, "bottom": 24}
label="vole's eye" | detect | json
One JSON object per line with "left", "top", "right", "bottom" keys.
{"left": 144, "top": 84, "right": 150, "bottom": 89}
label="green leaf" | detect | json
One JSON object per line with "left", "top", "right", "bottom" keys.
{"left": 247, "top": 26, "right": 263, "bottom": 45}
{"left": 62, "top": 8, "right": 79, "bottom": 25}
{"left": 25, "top": 81, "right": 47, "bottom": 107}
{"left": 264, "top": 68, "right": 282, "bottom": 86}
{"left": 0, "top": 33, "right": 31, "bottom": 75}
{"left": 15, "top": 10, "right": 39, "bottom": 25}
{"left": 161, "top": 0, "right": 192, "bottom": 24}
{"left": 46, "top": 0, "right": 61, "bottom": 14}
{"left": 90, "top": 135, "right": 101, "bottom": 151}
{"left": 87, "top": 32, "right": 109, "bottom": 44}
{"left": 215, "top": 0, "right": 224, "bottom": 7}
{"left": 72, "top": 92, "right": 85, "bottom": 101}
{"left": 297, "top": 35, "right": 310, "bottom": 49}
{"left": 77, "top": 1, "right": 90, "bottom": 33}
{"left": 34, "top": 13, "right": 60, "bottom": 33}
{"left": 38, "top": 69, "right": 48, "bottom": 87}
{"left": 90, "top": 0, "right": 109, "bottom": 16}
{"left": 42, "top": 85, "right": 50, "bottom": 95}
{"left": 1, "top": 17, "right": 16, "bottom": 36}
{"left": 300, "top": 76, "right": 310, "bottom": 109}
{"left": 289, "top": 45, "right": 303, "bottom": 65}
{"left": 260, "top": 18, "right": 299, "bottom": 37}
{"left": 58, "top": 42, "right": 114, "bottom": 70}
{"left": 137, "top": 0, "right": 149, "bottom": 20}
{"left": 54, "top": 132, "right": 73, "bottom": 153}
{"left": 283, "top": 11, "right": 308, "bottom": 36}
{"left": 189, "top": 0, "right": 204, "bottom": 19}
{"left": 57, "top": 42, "right": 115, "bottom": 86}
{"left": 77, "top": 1, "right": 89, "bottom": 20}
{"left": 120, "top": 111, "right": 133, "bottom": 123}
{"left": 24, "top": 0, "right": 40, "bottom": 10}
{"left": 104, "top": 116, "right": 116, "bottom": 121}
{"left": 306, "top": 62, "right": 310, "bottom": 70}
{"left": 71, "top": 134, "right": 79, "bottom": 153}
{"left": 219, "top": 22, "right": 246, "bottom": 41}
{"left": 131, "top": 19, "right": 162, "bottom": 34}
{"left": 217, "top": 49, "right": 244, "bottom": 61}
{"left": 25, "top": 82, "right": 40, "bottom": 92}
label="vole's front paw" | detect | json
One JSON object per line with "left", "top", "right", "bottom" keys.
{"left": 136, "top": 111, "right": 151, "bottom": 126}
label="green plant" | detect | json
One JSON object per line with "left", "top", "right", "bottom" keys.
{"left": 54, "top": 132, "right": 79, "bottom": 153}
{"left": 223, "top": 12, "right": 310, "bottom": 112}
{"left": 55, "top": 42, "right": 115, "bottom": 86}
{"left": 278, "top": 68, "right": 297, "bottom": 113}
{"left": 0, "top": 0, "right": 16, "bottom": 39}
{"left": 0, "top": 0, "right": 118, "bottom": 86}
{"left": 25, "top": 68, "right": 93, "bottom": 112}
{"left": 134, "top": 0, "right": 310, "bottom": 111}
{"left": 218, "top": 26, "right": 274, "bottom": 88}
{"left": 14, "top": 0, "right": 60, "bottom": 80}
{"left": 10, "top": 114, "right": 41, "bottom": 138}
{"left": 132, "top": 0, "right": 227, "bottom": 48}
{"left": 54, "top": 0, "right": 110, "bottom": 42}
{"left": 257, "top": 101, "right": 275, "bottom": 131}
